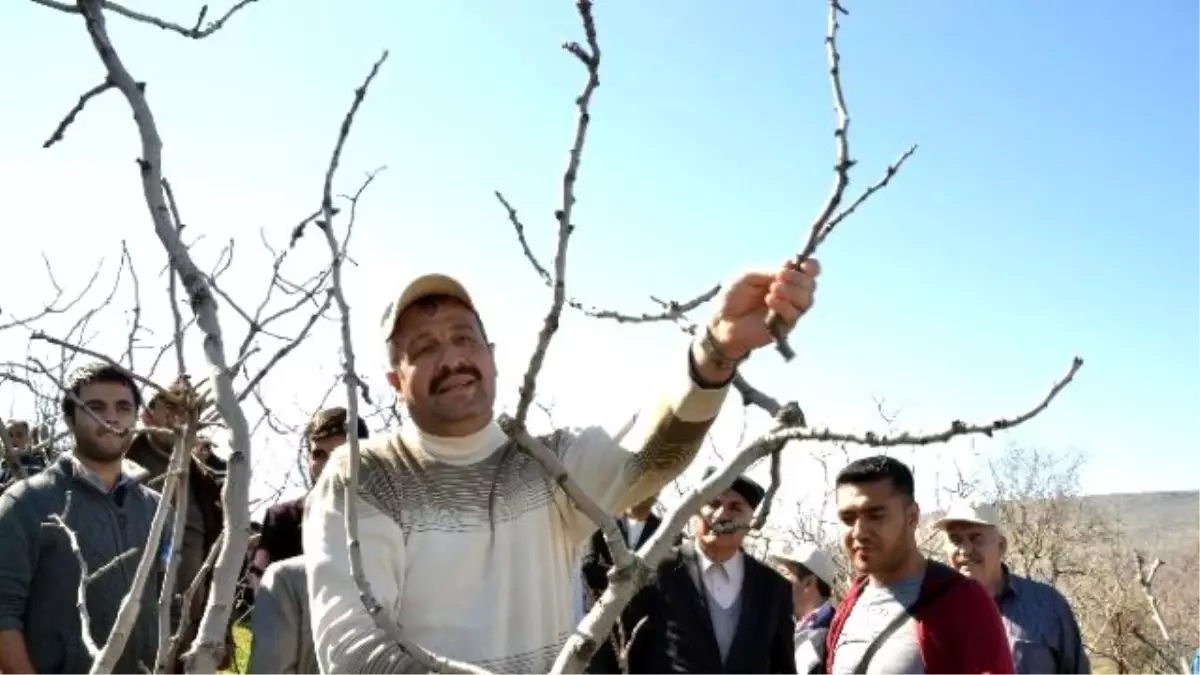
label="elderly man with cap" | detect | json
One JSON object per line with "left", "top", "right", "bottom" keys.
{"left": 934, "top": 500, "right": 1090, "bottom": 674}
{"left": 770, "top": 541, "right": 839, "bottom": 674}
{"left": 303, "top": 262, "right": 820, "bottom": 673}
{"left": 624, "top": 468, "right": 797, "bottom": 674}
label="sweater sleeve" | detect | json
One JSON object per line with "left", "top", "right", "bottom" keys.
{"left": 557, "top": 344, "right": 729, "bottom": 539}
{"left": 0, "top": 489, "right": 36, "bottom": 633}
{"left": 954, "top": 580, "right": 1016, "bottom": 674}
{"left": 303, "top": 461, "right": 421, "bottom": 674}
{"left": 248, "top": 563, "right": 300, "bottom": 674}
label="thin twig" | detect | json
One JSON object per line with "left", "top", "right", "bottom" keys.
{"left": 43, "top": 79, "right": 116, "bottom": 148}
{"left": 511, "top": 0, "right": 601, "bottom": 427}
{"left": 764, "top": 0, "right": 915, "bottom": 361}
{"left": 31, "top": 0, "right": 261, "bottom": 40}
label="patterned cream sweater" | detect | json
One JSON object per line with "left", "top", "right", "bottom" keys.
{"left": 302, "top": 354, "right": 729, "bottom": 673}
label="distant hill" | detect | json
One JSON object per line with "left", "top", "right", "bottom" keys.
{"left": 1081, "top": 489, "right": 1199, "bottom": 556}
{"left": 923, "top": 490, "right": 1198, "bottom": 558}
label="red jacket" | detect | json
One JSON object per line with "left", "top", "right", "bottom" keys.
{"left": 825, "top": 560, "right": 1015, "bottom": 674}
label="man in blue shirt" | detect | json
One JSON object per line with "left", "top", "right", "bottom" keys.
{"left": 935, "top": 500, "right": 1090, "bottom": 674}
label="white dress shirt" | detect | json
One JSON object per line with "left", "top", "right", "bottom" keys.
{"left": 695, "top": 547, "right": 745, "bottom": 609}
{"left": 624, "top": 516, "right": 647, "bottom": 548}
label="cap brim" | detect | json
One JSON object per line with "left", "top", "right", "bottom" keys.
{"left": 931, "top": 515, "right": 996, "bottom": 531}
{"left": 381, "top": 273, "right": 476, "bottom": 343}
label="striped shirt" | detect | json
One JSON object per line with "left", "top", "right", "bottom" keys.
{"left": 996, "top": 566, "right": 1090, "bottom": 674}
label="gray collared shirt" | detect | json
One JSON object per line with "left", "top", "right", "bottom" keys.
{"left": 70, "top": 454, "right": 138, "bottom": 494}
{"left": 997, "top": 567, "right": 1090, "bottom": 674}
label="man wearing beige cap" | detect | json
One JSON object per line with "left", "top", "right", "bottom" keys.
{"left": 770, "top": 541, "right": 839, "bottom": 674}
{"left": 303, "top": 261, "right": 820, "bottom": 673}
{"left": 934, "top": 500, "right": 1090, "bottom": 674}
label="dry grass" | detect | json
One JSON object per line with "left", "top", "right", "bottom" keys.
{"left": 217, "top": 622, "right": 252, "bottom": 675}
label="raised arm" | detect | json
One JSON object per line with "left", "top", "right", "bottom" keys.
{"left": 248, "top": 562, "right": 301, "bottom": 674}
{"left": 560, "top": 341, "right": 732, "bottom": 521}
{"left": 302, "top": 460, "right": 420, "bottom": 673}
{"left": 558, "top": 262, "right": 820, "bottom": 526}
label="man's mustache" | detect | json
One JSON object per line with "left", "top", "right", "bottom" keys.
{"left": 708, "top": 519, "right": 749, "bottom": 535}
{"left": 429, "top": 365, "right": 483, "bottom": 396}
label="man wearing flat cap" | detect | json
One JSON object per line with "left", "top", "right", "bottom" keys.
{"left": 624, "top": 468, "right": 797, "bottom": 673}
{"left": 303, "top": 261, "right": 820, "bottom": 673}
{"left": 935, "top": 500, "right": 1089, "bottom": 674}
{"left": 770, "top": 541, "right": 839, "bottom": 674}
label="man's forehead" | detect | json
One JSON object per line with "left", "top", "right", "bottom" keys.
{"left": 836, "top": 480, "right": 895, "bottom": 505}
{"left": 79, "top": 382, "right": 135, "bottom": 403}
{"left": 945, "top": 521, "right": 993, "bottom": 536}
{"left": 715, "top": 488, "right": 750, "bottom": 508}
{"left": 395, "top": 299, "right": 476, "bottom": 337}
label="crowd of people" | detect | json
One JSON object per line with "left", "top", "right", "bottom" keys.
{"left": 0, "top": 262, "right": 1094, "bottom": 674}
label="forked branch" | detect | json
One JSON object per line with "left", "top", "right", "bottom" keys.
{"left": 67, "top": 0, "right": 255, "bottom": 670}
{"left": 764, "top": 0, "right": 916, "bottom": 361}
{"left": 313, "top": 50, "right": 488, "bottom": 675}
{"left": 1133, "top": 551, "right": 1190, "bottom": 674}
{"left": 509, "top": 0, "right": 601, "bottom": 428}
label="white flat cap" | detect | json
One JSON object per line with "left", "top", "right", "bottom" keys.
{"left": 769, "top": 541, "right": 838, "bottom": 588}
{"left": 931, "top": 500, "right": 1005, "bottom": 536}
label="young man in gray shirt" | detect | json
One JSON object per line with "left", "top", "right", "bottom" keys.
{"left": 0, "top": 363, "right": 163, "bottom": 674}
{"left": 826, "top": 456, "right": 1013, "bottom": 674}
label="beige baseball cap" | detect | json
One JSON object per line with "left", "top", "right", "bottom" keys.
{"left": 379, "top": 273, "right": 477, "bottom": 344}
{"left": 931, "top": 500, "right": 1005, "bottom": 536}
{"left": 770, "top": 541, "right": 838, "bottom": 587}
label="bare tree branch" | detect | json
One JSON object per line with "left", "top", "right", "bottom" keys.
{"left": 42, "top": 79, "right": 117, "bottom": 148}
{"left": 311, "top": 48, "right": 490, "bottom": 674}
{"left": 58, "top": 1, "right": 256, "bottom": 670}
{"left": 764, "top": 0, "right": 916, "bottom": 361}
{"left": 508, "top": 0, "right": 601, "bottom": 428}
{"left": 30, "top": 0, "right": 261, "bottom": 39}
{"left": 1134, "top": 552, "right": 1190, "bottom": 674}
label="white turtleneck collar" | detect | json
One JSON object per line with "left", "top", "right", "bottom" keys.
{"left": 398, "top": 419, "right": 509, "bottom": 466}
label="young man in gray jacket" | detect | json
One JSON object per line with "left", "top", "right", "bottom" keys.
{"left": 0, "top": 363, "right": 163, "bottom": 674}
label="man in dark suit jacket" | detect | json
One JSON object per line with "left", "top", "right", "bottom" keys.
{"left": 626, "top": 468, "right": 796, "bottom": 674}
{"left": 581, "top": 493, "right": 671, "bottom": 673}
{"left": 250, "top": 407, "right": 369, "bottom": 586}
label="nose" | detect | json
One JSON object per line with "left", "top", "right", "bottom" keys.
{"left": 849, "top": 519, "right": 867, "bottom": 541}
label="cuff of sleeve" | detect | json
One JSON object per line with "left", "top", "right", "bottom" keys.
{"left": 675, "top": 346, "right": 732, "bottom": 422}
{"left": 0, "top": 615, "right": 24, "bottom": 632}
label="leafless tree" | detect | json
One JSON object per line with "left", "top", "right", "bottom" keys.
{"left": 8, "top": 0, "right": 1089, "bottom": 674}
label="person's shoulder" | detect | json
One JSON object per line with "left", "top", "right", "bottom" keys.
{"left": 265, "top": 497, "right": 303, "bottom": 520}
{"left": 130, "top": 480, "right": 165, "bottom": 507}
{"left": 1, "top": 465, "right": 71, "bottom": 530}
{"left": 325, "top": 433, "right": 404, "bottom": 479}
{"left": 746, "top": 551, "right": 791, "bottom": 589}
{"left": 649, "top": 542, "right": 689, "bottom": 574}
{"left": 2, "top": 461, "right": 65, "bottom": 504}
{"left": 1009, "top": 571, "right": 1073, "bottom": 609}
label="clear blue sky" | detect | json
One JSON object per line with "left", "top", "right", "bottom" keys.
{"left": 1, "top": 0, "right": 1196, "bottom": 510}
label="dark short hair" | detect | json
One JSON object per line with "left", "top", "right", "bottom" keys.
{"left": 145, "top": 375, "right": 194, "bottom": 412}
{"left": 61, "top": 362, "right": 142, "bottom": 422}
{"left": 835, "top": 454, "right": 915, "bottom": 502}
{"left": 305, "top": 407, "right": 369, "bottom": 444}
{"left": 385, "top": 294, "right": 490, "bottom": 366}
